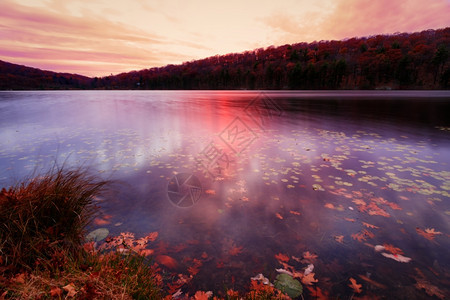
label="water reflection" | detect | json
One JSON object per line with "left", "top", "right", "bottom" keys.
{"left": 0, "top": 91, "right": 449, "bottom": 298}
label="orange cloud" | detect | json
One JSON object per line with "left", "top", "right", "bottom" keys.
{"left": 0, "top": 0, "right": 207, "bottom": 76}
{"left": 319, "top": 0, "right": 450, "bottom": 39}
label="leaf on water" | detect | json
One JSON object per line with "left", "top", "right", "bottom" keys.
{"left": 306, "top": 286, "right": 330, "bottom": 300}
{"left": 334, "top": 235, "right": 344, "bottom": 243}
{"left": 301, "top": 272, "right": 318, "bottom": 285}
{"left": 348, "top": 277, "right": 362, "bottom": 293}
{"left": 251, "top": 273, "right": 272, "bottom": 286}
{"left": 416, "top": 227, "right": 442, "bottom": 240}
{"left": 344, "top": 218, "right": 356, "bottom": 222}
{"left": 374, "top": 245, "right": 385, "bottom": 252}
{"left": 94, "top": 217, "right": 111, "bottom": 226}
{"left": 275, "top": 253, "right": 290, "bottom": 263}
{"left": 425, "top": 228, "right": 442, "bottom": 235}
{"left": 156, "top": 255, "right": 178, "bottom": 269}
{"left": 228, "top": 244, "right": 243, "bottom": 256}
{"left": 324, "top": 203, "right": 335, "bottom": 209}
{"left": 304, "top": 264, "right": 314, "bottom": 275}
{"left": 138, "top": 249, "right": 154, "bottom": 256}
{"left": 387, "top": 202, "right": 402, "bottom": 210}
{"left": 86, "top": 228, "right": 109, "bottom": 242}
{"left": 274, "top": 273, "right": 303, "bottom": 298}
{"left": 362, "top": 222, "right": 379, "bottom": 229}
{"left": 276, "top": 268, "right": 293, "bottom": 276}
{"left": 381, "top": 253, "right": 411, "bottom": 263}
{"left": 275, "top": 213, "right": 284, "bottom": 220}
{"left": 302, "top": 251, "right": 318, "bottom": 263}
{"left": 383, "top": 244, "right": 404, "bottom": 255}
{"left": 194, "top": 291, "right": 213, "bottom": 300}
{"left": 312, "top": 184, "right": 325, "bottom": 191}
{"left": 290, "top": 210, "right": 301, "bottom": 215}
{"left": 146, "top": 231, "right": 159, "bottom": 242}
{"left": 415, "top": 279, "right": 446, "bottom": 299}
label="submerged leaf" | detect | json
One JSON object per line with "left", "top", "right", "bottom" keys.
{"left": 274, "top": 273, "right": 303, "bottom": 298}
{"left": 86, "top": 228, "right": 109, "bottom": 242}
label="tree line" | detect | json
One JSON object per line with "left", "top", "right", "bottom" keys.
{"left": 1, "top": 27, "right": 449, "bottom": 90}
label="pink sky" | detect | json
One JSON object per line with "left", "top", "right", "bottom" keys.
{"left": 0, "top": 0, "right": 449, "bottom": 77}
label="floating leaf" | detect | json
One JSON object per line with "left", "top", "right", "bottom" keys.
{"left": 86, "top": 228, "right": 109, "bottom": 242}
{"left": 381, "top": 253, "right": 411, "bottom": 263}
{"left": 274, "top": 273, "right": 303, "bottom": 298}
{"left": 334, "top": 235, "right": 344, "bottom": 243}
{"left": 301, "top": 272, "right": 318, "bottom": 285}
{"left": 275, "top": 253, "right": 290, "bottom": 263}
{"left": 348, "top": 277, "right": 362, "bottom": 293}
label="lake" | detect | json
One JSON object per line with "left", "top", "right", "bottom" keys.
{"left": 1, "top": 91, "right": 449, "bottom": 299}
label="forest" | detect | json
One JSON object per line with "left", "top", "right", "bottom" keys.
{"left": 1, "top": 27, "right": 449, "bottom": 90}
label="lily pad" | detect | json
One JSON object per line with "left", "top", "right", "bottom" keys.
{"left": 274, "top": 273, "right": 303, "bottom": 298}
{"left": 86, "top": 228, "right": 109, "bottom": 242}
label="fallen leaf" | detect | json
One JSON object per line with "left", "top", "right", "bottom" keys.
{"left": 383, "top": 244, "right": 404, "bottom": 255}
{"left": 301, "top": 273, "right": 318, "bottom": 285}
{"left": 156, "top": 255, "right": 178, "bottom": 269}
{"left": 381, "top": 253, "right": 411, "bottom": 263}
{"left": 228, "top": 245, "right": 243, "bottom": 256}
{"left": 416, "top": 227, "right": 442, "bottom": 241}
{"left": 251, "top": 273, "right": 272, "bottom": 285}
{"left": 194, "top": 291, "right": 212, "bottom": 300}
{"left": 348, "top": 277, "right": 362, "bottom": 293}
{"left": 63, "top": 283, "right": 77, "bottom": 297}
{"left": 50, "top": 287, "right": 63, "bottom": 297}
{"left": 93, "top": 217, "right": 110, "bottom": 225}
{"left": 276, "top": 268, "right": 293, "bottom": 276}
{"left": 302, "top": 251, "right": 318, "bottom": 263}
{"left": 335, "top": 235, "right": 344, "bottom": 243}
{"left": 306, "top": 286, "right": 330, "bottom": 300}
{"left": 275, "top": 253, "right": 290, "bottom": 263}
{"left": 11, "top": 273, "right": 25, "bottom": 284}
{"left": 304, "top": 264, "right": 314, "bottom": 275}
{"left": 139, "top": 249, "right": 154, "bottom": 256}
{"left": 362, "top": 222, "right": 379, "bottom": 229}
{"left": 275, "top": 213, "right": 284, "bottom": 220}
{"left": 415, "top": 279, "right": 445, "bottom": 299}
{"left": 146, "top": 231, "right": 159, "bottom": 242}
{"left": 289, "top": 210, "right": 301, "bottom": 215}
{"left": 324, "top": 203, "right": 335, "bottom": 209}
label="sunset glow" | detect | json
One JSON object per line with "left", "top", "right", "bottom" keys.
{"left": 1, "top": 0, "right": 449, "bottom": 77}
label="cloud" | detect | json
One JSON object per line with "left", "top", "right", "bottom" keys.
{"left": 260, "top": 0, "right": 449, "bottom": 44}
{"left": 318, "top": 0, "right": 450, "bottom": 39}
{"left": 0, "top": 0, "right": 207, "bottom": 76}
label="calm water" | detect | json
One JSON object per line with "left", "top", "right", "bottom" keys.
{"left": 1, "top": 91, "right": 449, "bottom": 299}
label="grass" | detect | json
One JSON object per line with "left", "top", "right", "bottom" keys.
{"left": 0, "top": 166, "right": 162, "bottom": 299}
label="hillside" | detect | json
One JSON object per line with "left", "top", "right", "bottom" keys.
{"left": 1, "top": 27, "right": 449, "bottom": 90}
{"left": 0, "top": 60, "right": 91, "bottom": 90}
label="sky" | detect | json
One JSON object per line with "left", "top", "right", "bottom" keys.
{"left": 0, "top": 0, "right": 449, "bottom": 77}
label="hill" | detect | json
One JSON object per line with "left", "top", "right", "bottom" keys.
{"left": 0, "top": 60, "right": 91, "bottom": 90}
{"left": 1, "top": 27, "right": 449, "bottom": 90}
